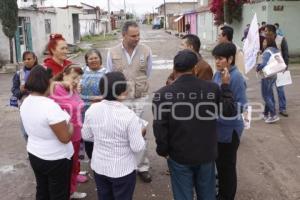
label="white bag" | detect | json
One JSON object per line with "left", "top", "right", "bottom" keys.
{"left": 276, "top": 70, "right": 292, "bottom": 87}
{"left": 262, "top": 50, "right": 287, "bottom": 78}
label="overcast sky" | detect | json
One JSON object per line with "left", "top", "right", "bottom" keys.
{"left": 44, "top": 0, "right": 197, "bottom": 15}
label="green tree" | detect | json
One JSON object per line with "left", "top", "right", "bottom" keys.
{"left": 0, "top": 0, "right": 18, "bottom": 63}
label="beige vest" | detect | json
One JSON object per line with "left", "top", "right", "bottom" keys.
{"left": 275, "top": 35, "right": 283, "bottom": 52}
{"left": 234, "top": 44, "right": 245, "bottom": 75}
{"left": 110, "top": 43, "right": 150, "bottom": 98}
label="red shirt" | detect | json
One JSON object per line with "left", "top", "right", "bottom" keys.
{"left": 43, "top": 57, "right": 72, "bottom": 76}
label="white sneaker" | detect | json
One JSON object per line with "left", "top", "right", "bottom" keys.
{"left": 263, "top": 115, "right": 269, "bottom": 121}
{"left": 265, "top": 115, "right": 280, "bottom": 124}
{"left": 70, "top": 192, "right": 87, "bottom": 199}
{"left": 79, "top": 171, "right": 88, "bottom": 176}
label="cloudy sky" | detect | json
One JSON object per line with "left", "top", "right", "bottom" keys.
{"left": 45, "top": 0, "right": 196, "bottom": 15}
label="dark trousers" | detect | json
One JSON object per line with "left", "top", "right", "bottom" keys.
{"left": 84, "top": 141, "right": 94, "bottom": 159}
{"left": 216, "top": 131, "right": 240, "bottom": 200}
{"left": 28, "top": 153, "right": 72, "bottom": 200}
{"left": 94, "top": 170, "right": 136, "bottom": 200}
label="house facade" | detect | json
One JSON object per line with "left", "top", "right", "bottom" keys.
{"left": 196, "top": 0, "right": 218, "bottom": 45}
{"left": 0, "top": 2, "right": 84, "bottom": 64}
{"left": 156, "top": 2, "right": 197, "bottom": 29}
{"left": 79, "top": 3, "right": 109, "bottom": 36}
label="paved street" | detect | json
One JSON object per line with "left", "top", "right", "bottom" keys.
{"left": 0, "top": 25, "right": 300, "bottom": 200}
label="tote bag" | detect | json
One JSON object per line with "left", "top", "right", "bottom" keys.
{"left": 262, "top": 50, "right": 286, "bottom": 78}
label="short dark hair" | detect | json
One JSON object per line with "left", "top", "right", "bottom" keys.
{"left": 174, "top": 49, "right": 198, "bottom": 72}
{"left": 99, "top": 72, "right": 127, "bottom": 101}
{"left": 84, "top": 49, "right": 102, "bottom": 66}
{"left": 22, "top": 51, "right": 38, "bottom": 66}
{"left": 221, "top": 25, "right": 234, "bottom": 42}
{"left": 182, "top": 34, "right": 201, "bottom": 53}
{"left": 274, "top": 23, "right": 279, "bottom": 27}
{"left": 25, "top": 65, "right": 53, "bottom": 94}
{"left": 212, "top": 43, "right": 236, "bottom": 65}
{"left": 265, "top": 24, "right": 277, "bottom": 34}
{"left": 262, "top": 21, "right": 266, "bottom": 25}
{"left": 122, "top": 21, "right": 139, "bottom": 34}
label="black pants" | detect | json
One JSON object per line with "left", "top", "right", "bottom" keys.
{"left": 84, "top": 141, "right": 94, "bottom": 159}
{"left": 94, "top": 170, "right": 136, "bottom": 200}
{"left": 28, "top": 153, "right": 72, "bottom": 200}
{"left": 216, "top": 131, "right": 240, "bottom": 200}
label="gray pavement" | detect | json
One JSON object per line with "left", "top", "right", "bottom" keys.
{"left": 1, "top": 25, "right": 300, "bottom": 200}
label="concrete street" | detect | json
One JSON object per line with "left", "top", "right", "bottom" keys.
{"left": 0, "top": 25, "right": 300, "bottom": 200}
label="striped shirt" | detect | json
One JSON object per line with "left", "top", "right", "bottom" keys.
{"left": 82, "top": 100, "right": 146, "bottom": 178}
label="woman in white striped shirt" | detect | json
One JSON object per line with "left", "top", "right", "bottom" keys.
{"left": 82, "top": 72, "right": 146, "bottom": 200}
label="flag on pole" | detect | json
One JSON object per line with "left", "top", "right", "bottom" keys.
{"left": 243, "top": 13, "right": 260, "bottom": 74}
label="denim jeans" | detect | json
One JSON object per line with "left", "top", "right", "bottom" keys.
{"left": 261, "top": 77, "right": 276, "bottom": 117}
{"left": 276, "top": 86, "right": 287, "bottom": 112}
{"left": 167, "top": 158, "right": 216, "bottom": 200}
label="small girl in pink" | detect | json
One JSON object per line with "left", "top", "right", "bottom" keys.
{"left": 50, "top": 64, "right": 86, "bottom": 199}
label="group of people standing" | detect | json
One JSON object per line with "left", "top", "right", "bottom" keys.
{"left": 14, "top": 21, "right": 153, "bottom": 200}
{"left": 11, "top": 19, "right": 288, "bottom": 200}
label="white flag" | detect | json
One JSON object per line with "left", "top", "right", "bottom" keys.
{"left": 243, "top": 13, "right": 260, "bottom": 74}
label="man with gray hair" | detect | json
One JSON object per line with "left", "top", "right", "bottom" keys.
{"left": 106, "top": 21, "right": 153, "bottom": 183}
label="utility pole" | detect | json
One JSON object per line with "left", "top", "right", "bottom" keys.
{"left": 124, "top": 0, "right": 126, "bottom": 20}
{"left": 163, "top": 0, "right": 167, "bottom": 30}
{"left": 107, "top": 0, "right": 111, "bottom": 34}
{"left": 107, "top": 0, "right": 110, "bottom": 14}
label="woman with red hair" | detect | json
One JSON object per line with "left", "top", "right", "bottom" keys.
{"left": 44, "top": 34, "right": 72, "bottom": 75}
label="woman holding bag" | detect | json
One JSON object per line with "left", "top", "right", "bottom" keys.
{"left": 256, "top": 38, "right": 280, "bottom": 123}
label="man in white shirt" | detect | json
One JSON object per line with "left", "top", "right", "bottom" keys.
{"left": 106, "top": 21, "right": 152, "bottom": 183}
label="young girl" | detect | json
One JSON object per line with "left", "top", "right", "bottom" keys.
{"left": 256, "top": 38, "right": 280, "bottom": 123}
{"left": 11, "top": 51, "right": 38, "bottom": 105}
{"left": 11, "top": 51, "right": 38, "bottom": 141}
{"left": 49, "top": 64, "right": 86, "bottom": 199}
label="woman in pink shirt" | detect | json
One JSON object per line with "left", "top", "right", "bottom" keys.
{"left": 50, "top": 64, "right": 86, "bottom": 199}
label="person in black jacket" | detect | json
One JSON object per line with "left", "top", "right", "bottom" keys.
{"left": 152, "top": 49, "right": 236, "bottom": 200}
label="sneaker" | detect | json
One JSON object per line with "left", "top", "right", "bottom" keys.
{"left": 70, "top": 192, "right": 87, "bottom": 199}
{"left": 279, "top": 110, "right": 288, "bottom": 117}
{"left": 79, "top": 171, "right": 88, "bottom": 176}
{"left": 138, "top": 171, "right": 152, "bottom": 183}
{"left": 263, "top": 115, "right": 269, "bottom": 121}
{"left": 265, "top": 115, "right": 280, "bottom": 124}
{"left": 77, "top": 174, "right": 88, "bottom": 183}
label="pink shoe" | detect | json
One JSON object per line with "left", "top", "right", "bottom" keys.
{"left": 77, "top": 174, "right": 88, "bottom": 183}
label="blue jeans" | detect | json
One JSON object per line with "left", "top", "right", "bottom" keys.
{"left": 261, "top": 77, "right": 276, "bottom": 117}
{"left": 167, "top": 158, "right": 216, "bottom": 200}
{"left": 276, "top": 86, "right": 287, "bottom": 112}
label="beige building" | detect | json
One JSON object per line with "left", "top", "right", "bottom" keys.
{"left": 156, "top": 2, "right": 198, "bottom": 29}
